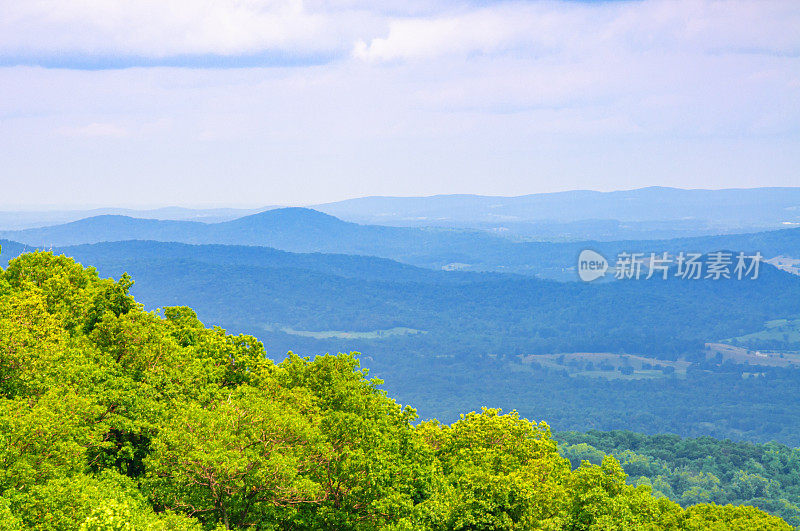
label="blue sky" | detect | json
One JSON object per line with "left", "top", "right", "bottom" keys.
{"left": 1, "top": 0, "right": 798, "bottom": 208}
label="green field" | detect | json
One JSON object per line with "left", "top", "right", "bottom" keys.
{"left": 723, "top": 317, "right": 800, "bottom": 349}
{"left": 519, "top": 352, "right": 691, "bottom": 379}
{"left": 271, "top": 325, "right": 426, "bottom": 340}
{"left": 705, "top": 342, "right": 800, "bottom": 367}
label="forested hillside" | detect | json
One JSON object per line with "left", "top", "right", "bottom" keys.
{"left": 4, "top": 239, "right": 799, "bottom": 358}
{"left": 558, "top": 430, "right": 800, "bottom": 527}
{"left": 4, "top": 241, "right": 800, "bottom": 444}
{"left": 0, "top": 250, "right": 791, "bottom": 529}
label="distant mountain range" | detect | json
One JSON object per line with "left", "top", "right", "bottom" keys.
{"left": 312, "top": 186, "right": 800, "bottom": 232}
{"left": 0, "top": 206, "right": 277, "bottom": 231}
{"left": 2, "top": 206, "right": 800, "bottom": 280}
{"left": 4, "top": 187, "right": 800, "bottom": 239}
{"left": 0, "top": 208, "right": 518, "bottom": 270}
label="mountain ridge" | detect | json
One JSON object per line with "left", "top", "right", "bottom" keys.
{"left": 4, "top": 187, "right": 800, "bottom": 236}
{"left": 3, "top": 208, "right": 800, "bottom": 279}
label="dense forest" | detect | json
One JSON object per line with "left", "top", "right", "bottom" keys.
{"left": 0, "top": 250, "right": 792, "bottom": 529}
{"left": 558, "top": 430, "right": 800, "bottom": 527}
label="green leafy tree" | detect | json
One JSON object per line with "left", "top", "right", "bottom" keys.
{"left": 413, "top": 408, "right": 571, "bottom": 530}
{"left": 144, "top": 385, "right": 322, "bottom": 529}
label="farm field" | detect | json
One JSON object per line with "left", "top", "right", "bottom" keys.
{"left": 706, "top": 341, "right": 800, "bottom": 367}
{"left": 520, "top": 352, "right": 691, "bottom": 379}
{"left": 272, "top": 325, "right": 426, "bottom": 340}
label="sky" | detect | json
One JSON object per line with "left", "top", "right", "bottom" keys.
{"left": 0, "top": 0, "right": 798, "bottom": 208}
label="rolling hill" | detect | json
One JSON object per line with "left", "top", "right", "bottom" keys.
{"left": 3, "top": 237, "right": 798, "bottom": 359}
{"left": 0, "top": 205, "right": 274, "bottom": 230}
{"left": 3, "top": 208, "right": 800, "bottom": 280}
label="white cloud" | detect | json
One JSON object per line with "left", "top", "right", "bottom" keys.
{"left": 352, "top": 0, "right": 800, "bottom": 63}
{"left": 0, "top": 0, "right": 358, "bottom": 59}
{"left": 353, "top": 4, "right": 572, "bottom": 62}
{"left": 1, "top": 0, "right": 798, "bottom": 67}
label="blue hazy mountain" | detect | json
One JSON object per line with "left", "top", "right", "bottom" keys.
{"left": 5, "top": 187, "right": 800, "bottom": 238}
{"left": 0, "top": 209, "right": 356, "bottom": 247}
{"left": 312, "top": 187, "right": 800, "bottom": 229}
{"left": 0, "top": 206, "right": 276, "bottom": 230}
{"left": 3, "top": 207, "right": 800, "bottom": 280}
{"left": 0, "top": 208, "right": 518, "bottom": 265}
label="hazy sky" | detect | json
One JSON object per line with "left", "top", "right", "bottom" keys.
{"left": 1, "top": 0, "right": 799, "bottom": 208}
